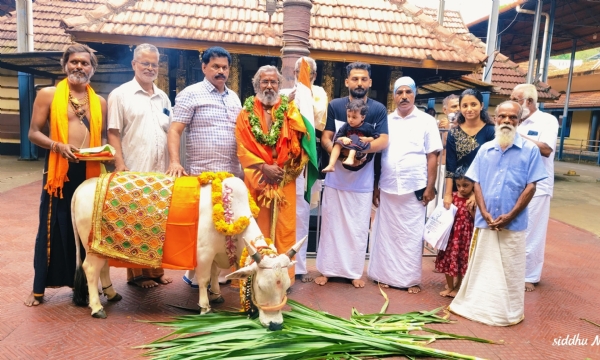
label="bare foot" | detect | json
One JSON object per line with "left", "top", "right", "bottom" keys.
{"left": 156, "top": 275, "right": 173, "bottom": 285}
{"left": 321, "top": 165, "right": 335, "bottom": 173}
{"left": 376, "top": 282, "right": 390, "bottom": 288}
{"left": 439, "top": 288, "right": 454, "bottom": 297}
{"left": 352, "top": 279, "right": 365, "bottom": 288}
{"left": 525, "top": 282, "right": 536, "bottom": 292}
{"left": 128, "top": 279, "right": 158, "bottom": 288}
{"left": 342, "top": 158, "right": 354, "bottom": 165}
{"left": 408, "top": 285, "right": 421, "bottom": 294}
{"left": 301, "top": 274, "right": 313, "bottom": 283}
{"left": 447, "top": 289, "right": 458, "bottom": 298}
{"left": 24, "top": 292, "right": 43, "bottom": 307}
{"left": 314, "top": 275, "right": 328, "bottom": 286}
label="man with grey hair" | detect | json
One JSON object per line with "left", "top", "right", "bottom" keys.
{"left": 235, "top": 65, "right": 309, "bottom": 285}
{"left": 281, "top": 57, "right": 328, "bottom": 283}
{"left": 510, "top": 84, "right": 559, "bottom": 292}
{"left": 107, "top": 43, "right": 173, "bottom": 288}
{"left": 449, "top": 101, "right": 547, "bottom": 326}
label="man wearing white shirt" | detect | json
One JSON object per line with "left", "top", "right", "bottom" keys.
{"left": 510, "top": 84, "right": 559, "bottom": 292}
{"left": 367, "top": 77, "right": 443, "bottom": 294}
{"left": 107, "top": 43, "right": 173, "bottom": 288}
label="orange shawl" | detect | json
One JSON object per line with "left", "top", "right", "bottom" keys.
{"left": 46, "top": 79, "right": 102, "bottom": 197}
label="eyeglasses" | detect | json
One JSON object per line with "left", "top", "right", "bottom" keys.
{"left": 260, "top": 80, "right": 279, "bottom": 86}
{"left": 135, "top": 61, "right": 159, "bottom": 69}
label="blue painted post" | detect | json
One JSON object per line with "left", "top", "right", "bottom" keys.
{"left": 589, "top": 111, "right": 599, "bottom": 152}
{"left": 482, "top": 91, "right": 490, "bottom": 110}
{"left": 18, "top": 72, "right": 36, "bottom": 160}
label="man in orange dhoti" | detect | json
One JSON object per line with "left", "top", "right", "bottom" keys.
{"left": 235, "top": 65, "right": 308, "bottom": 284}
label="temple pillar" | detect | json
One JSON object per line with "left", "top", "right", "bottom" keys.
{"left": 280, "top": 0, "right": 313, "bottom": 88}
{"left": 387, "top": 66, "right": 403, "bottom": 111}
{"left": 226, "top": 54, "right": 241, "bottom": 95}
{"left": 321, "top": 61, "right": 335, "bottom": 102}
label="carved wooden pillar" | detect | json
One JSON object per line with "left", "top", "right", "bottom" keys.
{"left": 280, "top": 0, "right": 313, "bottom": 88}
{"left": 176, "top": 51, "right": 187, "bottom": 93}
{"left": 155, "top": 50, "right": 169, "bottom": 95}
{"left": 322, "top": 61, "right": 335, "bottom": 102}
{"left": 387, "top": 66, "right": 403, "bottom": 111}
{"left": 226, "top": 54, "right": 240, "bottom": 95}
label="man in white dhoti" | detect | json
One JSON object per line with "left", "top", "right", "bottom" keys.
{"left": 449, "top": 101, "right": 547, "bottom": 326}
{"left": 281, "top": 57, "right": 328, "bottom": 283}
{"left": 367, "top": 77, "right": 442, "bottom": 294}
{"left": 511, "top": 84, "right": 559, "bottom": 292}
{"left": 107, "top": 43, "right": 173, "bottom": 288}
{"left": 315, "top": 62, "right": 389, "bottom": 288}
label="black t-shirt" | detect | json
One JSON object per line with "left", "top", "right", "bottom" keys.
{"left": 324, "top": 97, "right": 388, "bottom": 171}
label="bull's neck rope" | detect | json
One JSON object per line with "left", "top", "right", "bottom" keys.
{"left": 197, "top": 172, "right": 260, "bottom": 266}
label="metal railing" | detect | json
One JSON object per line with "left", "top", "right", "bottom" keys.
{"left": 556, "top": 138, "right": 600, "bottom": 165}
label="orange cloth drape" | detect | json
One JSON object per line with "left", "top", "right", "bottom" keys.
{"left": 235, "top": 96, "right": 307, "bottom": 284}
{"left": 108, "top": 176, "right": 200, "bottom": 270}
{"left": 47, "top": 79, "right": 101, "bottom": 197}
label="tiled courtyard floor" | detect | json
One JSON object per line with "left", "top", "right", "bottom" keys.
{"left": 1, "top": 180, "right": 599, "bottom": 359}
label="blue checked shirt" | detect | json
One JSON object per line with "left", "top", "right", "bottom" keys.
{"left": 172, "top": 79, "right": 242, "bottom": 177}
{"left": 466, "top": 133, "right": 547, "bottom": 231}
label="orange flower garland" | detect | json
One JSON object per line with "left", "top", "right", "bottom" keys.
{"left": 197, "top": 172, "right": 260, "bottom": 236}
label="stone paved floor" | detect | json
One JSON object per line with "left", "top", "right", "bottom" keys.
{"left": 1, "top": 179, "right": 600, "bottom": 359}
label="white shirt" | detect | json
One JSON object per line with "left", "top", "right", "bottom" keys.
{"left": 379, "top": 107, "right": 443, "bottom": 196}
{"left": 517, "top": 109, "right": 559, "bottom": 197}
{"left": 107, "top": 78, "right": 172, "bottom": 172}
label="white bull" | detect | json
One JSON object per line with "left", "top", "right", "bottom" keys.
{"left": 71, "top": 175, "right": 304, "bottom": 329}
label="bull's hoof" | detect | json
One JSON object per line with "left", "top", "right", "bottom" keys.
{"left": 199, "top": 306, "right": 212, "bottom": 315}
{"left": 91, "top": 309, "right": 107, "bottom": 319}
{"left": 107, "top": 293, "right": 122, "bottom": 302}
{"left": 209, "top": 296, "right": 225, "bottom": 304}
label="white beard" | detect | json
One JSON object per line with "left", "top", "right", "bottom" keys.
{"left": 257, "top": 90, "right": 278, "bottom": 106}
{"left": 67, "top": 68, "right": 94, "bottom": 85}
{"left": 495, "top": 124, "right": 517, "bottom": 148}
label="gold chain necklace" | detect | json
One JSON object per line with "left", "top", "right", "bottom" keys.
{"left": 68, "top": 91, "right": 89, "bottom": 124}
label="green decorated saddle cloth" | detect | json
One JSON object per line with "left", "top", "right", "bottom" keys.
{"left": 89, "top": 172, "right": 175, "bottom": 267}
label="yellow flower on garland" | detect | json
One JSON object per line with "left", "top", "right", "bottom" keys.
{"left": 197, "top": 172, "right": 257, "bottom": 237}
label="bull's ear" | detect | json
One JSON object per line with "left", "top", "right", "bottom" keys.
{"left": 226, "top": 263, "right": 257, "bottom": 280}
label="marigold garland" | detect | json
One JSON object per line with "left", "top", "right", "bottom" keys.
{"left": 243, "top": 95, "right": 289, "bottom": 146}
{"left": 197, "top": 172, "right": 259, "bottom": 237}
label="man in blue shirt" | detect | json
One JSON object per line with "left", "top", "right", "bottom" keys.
{"left": 449, "top": 101, "right": 547, "bottom": 326}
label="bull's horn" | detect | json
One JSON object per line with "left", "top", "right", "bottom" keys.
{"left": 243, "top": 237, "right": 261, "bottom": 264}
{"left": 286, "top": 236, "right": 307, "bottom": 259}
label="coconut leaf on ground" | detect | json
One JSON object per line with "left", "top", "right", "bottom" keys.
{"left": 140, "top": 298, "right": 498, "bottom": 359}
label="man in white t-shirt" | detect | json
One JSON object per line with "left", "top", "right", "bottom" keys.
{"left": 510, "top": 84, "right": 559, "bottom": 292}
{"left": 367, "top": 77, "right": 442, "bottom": 294}
{"left": 315, "top": 62, "right": 389, "bottom": 288}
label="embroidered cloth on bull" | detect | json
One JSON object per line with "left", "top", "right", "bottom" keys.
{"left": 89, "top": 172, "right": 175, "bottom": 267}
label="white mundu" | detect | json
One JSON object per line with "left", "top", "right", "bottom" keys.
{"left": 517, "top": 109, "right": 558, "bottom": 283}
{"left": 107, "top": 78, "right": 171, "bottom": 172}
{"left": 367, "top": 107, "right": 442, "bottom": 288}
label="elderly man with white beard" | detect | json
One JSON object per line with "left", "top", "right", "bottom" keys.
{"left": 449, "top": 101, "right": 547, "bottom": 326}
{"left": 107, "top": 43, "right": 173, "bottom": 288}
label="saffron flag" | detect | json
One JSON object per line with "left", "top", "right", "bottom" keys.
{"left": 295, "top": 58, "right": 319, "bottom": 203}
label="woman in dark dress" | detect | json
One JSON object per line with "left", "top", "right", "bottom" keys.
{"left": 443, "top": 89, "right": 495, "bottom": 210}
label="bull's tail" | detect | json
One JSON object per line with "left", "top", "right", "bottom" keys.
{"left": 72, "top": 263, "right": 89, "bottom": 306}
{"left": 71, "top": 185, "right": 88, "bottom": 306}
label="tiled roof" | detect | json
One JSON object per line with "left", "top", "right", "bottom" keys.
{"left": 544, "top": 91, "right": 600, "bottom": 109}
{"left": 0, "top": 0, "right": 103, "bottom": 54}
{"left": 462, "top": 42, "right": 560, "bottom": 100}
{"left": 548, "top": 60, "right": 600, "bottom": 78}
{"left": 60, "top": 0, "right": 487, "bottom": 67}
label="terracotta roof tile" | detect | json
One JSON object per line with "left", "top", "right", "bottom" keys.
{"left": 0, "top": 0, "right": 103, "bottom": 53}
{"left": 59, "top": 0, "right": 486, "bottom": 66}
{"left": 543, "top": 91, "right": 600, "bottom": 109}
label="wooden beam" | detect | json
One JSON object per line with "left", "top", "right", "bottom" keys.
{"left": 68, "top": 32, "right": 483, "bottom": 73}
